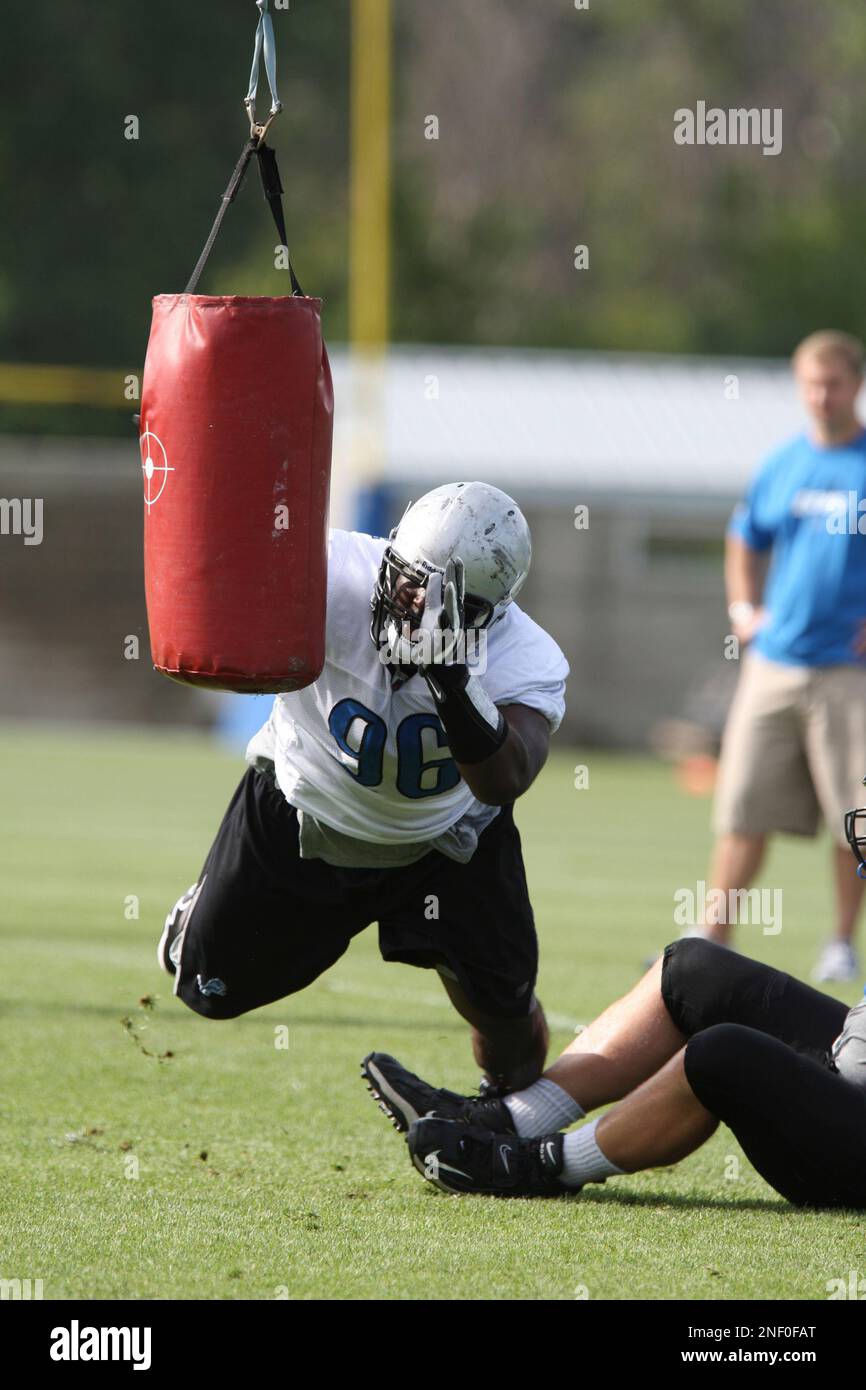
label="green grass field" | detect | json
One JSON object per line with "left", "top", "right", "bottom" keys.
{"left": 2, "top": 722, "right": 864, "bottom": 1301}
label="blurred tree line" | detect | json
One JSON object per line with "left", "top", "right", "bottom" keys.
{"left": 3, "top": 0, "right": 866, "bottom": 433}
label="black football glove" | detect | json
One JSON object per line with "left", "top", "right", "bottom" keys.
{"left": 418, "top": 557, "right": 506, "bottom": 765}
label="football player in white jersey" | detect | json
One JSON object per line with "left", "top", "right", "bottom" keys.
{"left": 158, "top": 482, "right": 569, "bottom": 1091}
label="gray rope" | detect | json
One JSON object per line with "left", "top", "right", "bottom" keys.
{"left": 245, "top": 0, "right": 282, "bottom": 127}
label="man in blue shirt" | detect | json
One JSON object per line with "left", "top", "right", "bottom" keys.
{"left": 707, "top": 330, "right": 866, "bottom": 980}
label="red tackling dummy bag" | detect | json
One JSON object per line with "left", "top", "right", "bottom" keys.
{"left": 140, "top": 293, "right": 332, "bottom": 692}
{"left": 141, "top": 127, "right": 333, "bottom": 694}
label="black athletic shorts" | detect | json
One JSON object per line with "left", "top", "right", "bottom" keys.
{"left": 171, "top": 766, "right": 538, "bottom": 1022}
{"left": 662, "top": 938, "right": 866, "bottom": 1208}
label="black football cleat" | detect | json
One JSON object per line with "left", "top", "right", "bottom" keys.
{"left": 361, "top": 1052, "right": 516, "bottom": 1134}
{"left": 407, "top": 1118, "right": 570, "bottom": 1197}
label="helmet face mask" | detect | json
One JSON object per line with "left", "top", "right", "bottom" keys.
{"left": 370, "top": 544, "right": 430, "bottom": 644}
{"left": 845, "top": 803, "right": 866, "bottom": 878}
{"left": 369, "top": 540, "right": 494, "bottom": 679}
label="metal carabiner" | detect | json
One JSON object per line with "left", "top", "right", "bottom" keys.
{"left": 244, "top": 0, "right": 283, "bottom": 141}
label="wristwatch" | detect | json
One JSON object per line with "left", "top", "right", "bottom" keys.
{"left": 727, "top": 600, "right": 755, "bottom": 625}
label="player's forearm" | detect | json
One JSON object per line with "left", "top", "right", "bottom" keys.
{"left": 457, "top": 706, "right": 547, "bottom": 807}
{"left": 422, "top": 658, "right": 549, "bottom": 806}
{"left": 457, "top": 729, "right": 526, "bottom": 805}
{"left": 725, "top": 534, "right": 766, "bottom": 608}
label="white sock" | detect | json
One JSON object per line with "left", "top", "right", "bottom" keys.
{"left": 503, "top": 1077, "right": 583, "bottom": 1138}
{"left": 560, "top": 1117, "right": 624, "bottom": 1188}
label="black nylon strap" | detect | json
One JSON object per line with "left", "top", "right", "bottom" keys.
{"left": 184, "top": 139, "right": 256, "bottom": 294}
{"left": 184, "top": 139, "right": 303, "bottom": 296}
{"left": 256, "top": 144, "right": 303, "bottom": 296}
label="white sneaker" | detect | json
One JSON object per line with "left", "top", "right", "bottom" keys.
{"left": 812, "top": 941, "right": 860, "bottom": 984}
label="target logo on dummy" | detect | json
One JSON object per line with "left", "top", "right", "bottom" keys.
{"left": 139, "top": 422, "right": 174, "bottom": 511}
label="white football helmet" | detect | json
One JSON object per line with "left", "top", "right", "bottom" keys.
{"left": 370, "top": 481, "right": 532, "bottom": 661}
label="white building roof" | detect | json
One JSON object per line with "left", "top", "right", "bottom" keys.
{"left": 329, "top": 345, "right": 829, "bottom": 502}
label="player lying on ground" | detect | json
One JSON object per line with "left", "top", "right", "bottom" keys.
{"left": 363, "top": 931, "right": 866, "bottom": 1206}
{"left": 158, "top": 483, "right": 568, "bottom": 1090}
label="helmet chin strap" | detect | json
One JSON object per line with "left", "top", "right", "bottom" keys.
{"left": 388, "top": 664, "right": 418, "bottom": 691}
{"left": 382, "top": 617, "right": 424, "bottom": 689}
{"left": 384, "top": 616, "right": 417, "bottom": 667}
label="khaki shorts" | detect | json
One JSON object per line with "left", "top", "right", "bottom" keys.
{"left": 713, "top": 652, "right": 866, "bottom": 846}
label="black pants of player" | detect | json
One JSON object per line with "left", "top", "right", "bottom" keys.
{"left": 662, "top": 938, "right": 866, "bottom": 1208}
{"left": 170, "top": 767, "right": 539, "bottom": 1022}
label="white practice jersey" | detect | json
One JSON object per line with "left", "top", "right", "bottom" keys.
{"left": 246, "top": 528, "right": 568, "bottom": 852}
